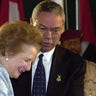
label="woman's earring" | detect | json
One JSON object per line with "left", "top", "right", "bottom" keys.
{"left": 5, "top": 57, "right": 9, "bottom": 61}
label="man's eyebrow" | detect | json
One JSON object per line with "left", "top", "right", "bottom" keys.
{"left": 39, "top": 24, "right": 46, "bottom": 27}
{"left": 39, "top": 24, "right": 62, "bottom": 29}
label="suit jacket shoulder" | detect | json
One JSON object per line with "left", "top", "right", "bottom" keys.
{"left": 47, "top": 45, "right": 86, "bottom": 96}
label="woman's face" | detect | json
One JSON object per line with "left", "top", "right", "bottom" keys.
{"left": 6, "top": 44, "right": 38, "bottom": 78}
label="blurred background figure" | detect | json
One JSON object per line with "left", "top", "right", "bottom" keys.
{"left": 60, "top": 29, "right": 96, "bottom": 96}
{"left": 60, "top": 29, "right": 82, "bottom": 54}
{"left": 60, "top": 29, "right": 96, "bottom": 63}
{"left": 0, "top": 21, "right": 42, "bottom": 96}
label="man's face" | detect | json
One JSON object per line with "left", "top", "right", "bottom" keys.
{"left": 35, "top": 12, "right": 64, "bottom": 52}
{"left": 62, "top": 38, "right": 81, "bottom": 54}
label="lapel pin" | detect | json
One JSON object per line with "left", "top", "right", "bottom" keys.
{"left": 56, "top": 74, "right": 61, "bottom": 82}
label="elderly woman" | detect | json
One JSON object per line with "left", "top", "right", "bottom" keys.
{"left": 0, "top": 21, "right": 42, "bottom": 96}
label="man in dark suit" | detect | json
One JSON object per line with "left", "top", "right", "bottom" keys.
{"left": 11, "top": 1, "right": 86, "bottom": 96}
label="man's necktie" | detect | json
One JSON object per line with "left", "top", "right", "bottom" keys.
{"left": 32, "top": 54, "right": 46, "bottom": 96}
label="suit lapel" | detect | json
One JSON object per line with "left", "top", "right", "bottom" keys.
{"left": 46, "top": 45, "right": 70, "bottom": 95}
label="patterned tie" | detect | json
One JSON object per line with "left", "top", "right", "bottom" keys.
{"left": 32, "top": 54, "right": 46, "bottom": 96}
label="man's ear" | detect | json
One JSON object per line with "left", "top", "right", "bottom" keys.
{"left": 30, "top": 18, "right": 33, "bottom": 25}
{"left": 30, "top": 18, "right": 37, "bottom": 26}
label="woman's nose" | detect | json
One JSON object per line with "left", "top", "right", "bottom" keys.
{"left": 24, "top": 62, "right": 32, "bottom": 71}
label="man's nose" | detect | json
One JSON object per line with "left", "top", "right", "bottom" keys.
{"left": 45, "top": 29, "right": 53, "bottom": 38}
